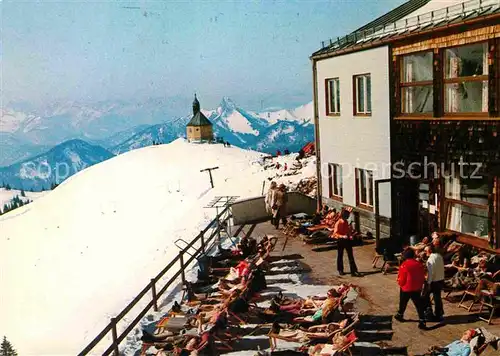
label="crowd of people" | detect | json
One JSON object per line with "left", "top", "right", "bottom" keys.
{"left": 395, "top": 232, "right": 500, "bottom": 332}
{"left": 138, "top": 190, "right": 499, "bottom": 355}
{"left": 139, "top": 229, "right": 362, "bottom": 356}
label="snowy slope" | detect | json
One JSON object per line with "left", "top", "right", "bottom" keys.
{"left": 250, "top": 120, "right": 313, "bottom": 154}
{"left": 0, "top": 188, "right": 46, "bottom": 209}
{"left": 291, "top": 101, "right": 313, "bottom": 124}
{"left": 251, "top": 101, "right": 312, "bottom": 126}
{"left": 0, "top": 139, "right": 315, "bottom": 355}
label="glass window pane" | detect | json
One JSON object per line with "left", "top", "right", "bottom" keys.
{"left": 446, "top": 202, "right": 489, "bottom": 239}
{"left": 338, "top": 165, "right": 343, "bottom": 197}
{"left": 401, "top": 86, "right": 433, "bottom": 113}
{"left": 444, "top": 81, "right": 488, "bottom": 113}
{"left": 335, "top": 80, "right": 340, "bottom": 113}
{"left": 445, "top": 42, "right": 488, "bottom": 78}
{"left": 328, "top": 80, "right": 334, "bottom": 113}
{"left": 357, "top": 77, "right": 364, "bottom": 112}
{"left": 367, "top": 170, "right": 373, "bottom": 206}
{"left": 360, "top": 170, "right": 367, "bottom": 204}
{"left": 366, "top": 75, "right": 371, "bottom": 113}
{"left": 334, "top": 164, "right": 343, "bottom": 197}
{"left": 445, "top": 173, "right": 488, "bottom": 204}
{"left": 402, "top": 52, "right": 433, "bottom": 82}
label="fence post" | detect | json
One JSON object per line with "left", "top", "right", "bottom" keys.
{"left": 179, "top": 252, "right": 186, "bottom": 285}
{"left": 226, "top": 208, "right": 232, "bottom": 237}
{"left": 216, "top": 208, "right": 222, "bottom": 243}
{"left": 111, "top": 317, "right": 119, "bottom": 356}
{"left": 151, "top": 279, "right": 158, "bottom": 312}
{"left": 200, "top": 231, "right": 205, "bottom": 253}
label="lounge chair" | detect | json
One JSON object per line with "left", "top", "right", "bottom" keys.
{"left": 268, "top": 313, "right": 360, "bottom": 350}
{"left": 422, "top": 327, "right": 499, "bottom": 356}
{"left": 304, "top": 330, "right": 358, "bottom": 356}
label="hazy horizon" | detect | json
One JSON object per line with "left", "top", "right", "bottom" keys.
{"left": 3, "top": 0, "right": 405, "bottom": 114}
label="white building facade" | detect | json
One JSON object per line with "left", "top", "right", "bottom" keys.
{"left": 315, "top": 46, "right": 392, "bottom": 237}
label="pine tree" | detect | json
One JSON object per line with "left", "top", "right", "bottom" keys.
{"left": 0, "top": 336, "right": 18, "bottom": 356}
{"left": 20, "top": 189, "right": 26, "bottom": 197}
{"left": 5, "top": 184, "right": 11, "bottom": 191}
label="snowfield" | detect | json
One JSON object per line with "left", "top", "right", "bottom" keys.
{"left": 0, "top": 187, "right": 46, "bottom": 209}
{"left": 0, "top": 139, "right": 315, "bottom": 356}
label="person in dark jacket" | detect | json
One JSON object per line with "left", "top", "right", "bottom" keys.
{"left": 394, "top": 248, "right": 427, "bottom": 330}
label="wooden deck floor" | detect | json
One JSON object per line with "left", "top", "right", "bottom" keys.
{"left": 245, "top": 221, "right": 500, "bottom": 356}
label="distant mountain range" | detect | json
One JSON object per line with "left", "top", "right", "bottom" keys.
{"left": 0, "top": 97, "right": 313, "bottom": 190}
{"left": 0, "top": 140, "right": 115, "bottom": 191}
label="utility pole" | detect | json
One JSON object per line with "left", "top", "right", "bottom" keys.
{"left": 200, "top": 166, "right": 219, "bottom": 188}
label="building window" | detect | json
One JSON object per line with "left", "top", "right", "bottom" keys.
{"left": 355, "top": 168, "right": 374, "bottom": 209}
{"left": 444, "top": 171, "right": 489, "bottom": 239}
{"left": 328, "top": 163, "right": 343, "bottom": 200}
{"left": 189, "top": 128, "right": 192, "bottom": 133}
{"left": 326, "top": 78, "right": 340, "bottom": 115}
{"left": 400, "top": 51, "right": 433, "bottom": 115}
{"left": 444, "top": 42, "right": 488, "bottom": 115}
{"left": 353, "top": 74, "right": 371, "bottom": 116}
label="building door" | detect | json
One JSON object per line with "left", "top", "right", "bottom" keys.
{"left": 392, "top": 178, "right": 419, "bottom": 244}
{"left": 417, "top": 181, "right": 438, "bottom": 238}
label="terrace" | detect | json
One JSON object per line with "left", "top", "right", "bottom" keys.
{"left": 246, "top": 220, "right": 500, "bottom": 355}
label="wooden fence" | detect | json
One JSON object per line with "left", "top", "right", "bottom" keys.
{"left": 78, "top": 206, "right": 231, "bottom": 355}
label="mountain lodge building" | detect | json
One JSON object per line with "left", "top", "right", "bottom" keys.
{"left": 311, "top": 0, "right": 500, "bottom": 253}
{"left": 186, "top": 95, "right": 213, "bottom": 143}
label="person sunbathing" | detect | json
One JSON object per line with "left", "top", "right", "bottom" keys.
{"left": 166, "top": 331, "right": 215, "bottom": 356}
{"left": 428, "top": 329, "right": 476, "bottom": 356}
{"left": 473, "top": 270, "right": 500, "bottom": 299}
{"left": 445, "top": 258, "right": 491, "bottom": 291}
{"left": 411, "top": 237, "right": 430, "bottom": 252}
{"left": 270, "top": 318, "right": 350, "bottom": 342}
{"left": 292, "top": 289, "right": 343, "bottom": 323}
{"left": 306, "top": 331, "right": 355, "bottom": 355}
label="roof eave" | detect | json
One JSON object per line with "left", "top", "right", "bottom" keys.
{"left": 310, "top": 13, "right": 500, "bottom": 61}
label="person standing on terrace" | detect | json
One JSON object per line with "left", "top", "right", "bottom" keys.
{"left": 423, "top": 244, "right": 445, "bottom": 322}
{"left": 333, "top": 210, "right": 360, "bottom": 277}
{"left": 394, "top": 248, "right": 427, "bottom": 330}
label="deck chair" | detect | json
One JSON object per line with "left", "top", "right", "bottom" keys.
{"left": 305, "top": 330, "right": 358, "bottom": 356}
{"left": 269, "top": 313, "right": 360, "bottom": 350}
{"left": 458, "top": 281, "right": 480, "bottom": 312}
{"left": 292, "top": 292, "right": 349, "bottom": 326}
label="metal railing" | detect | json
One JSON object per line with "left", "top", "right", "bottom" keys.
{"left": 319, "top": 0, "right": 500, "bottom": 51}
{"left": 78, "top": 206, "right": 231, "bottom": 355}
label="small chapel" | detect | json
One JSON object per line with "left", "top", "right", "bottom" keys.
{"left": 186, "top": 95, "right": 213, "bottom": 143}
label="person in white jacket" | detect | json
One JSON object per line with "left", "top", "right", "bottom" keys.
{"left": 265, "top": 181, "right": 277, "bottom": 217}
{"left": 423, "top": 244, "right": 445, "bottom": 321}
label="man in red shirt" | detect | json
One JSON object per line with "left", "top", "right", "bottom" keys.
{"left": 333, "top": 210, "right": 360, "bottom": 277}
{"left": 394, "top": 248, "right": 426, "bottom": 330}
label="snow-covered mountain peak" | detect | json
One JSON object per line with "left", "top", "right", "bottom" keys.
{"left": 219, "top": 96, "right": 237, "bottom": 112}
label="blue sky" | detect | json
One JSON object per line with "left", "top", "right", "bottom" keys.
{"left": 3, "top": 0, "right": 404, "bottom": 112}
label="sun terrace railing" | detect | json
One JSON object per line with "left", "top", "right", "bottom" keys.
{"left": 78, "top": 206, "right": 232, "bottom": 356}
{"left": 319, "top": 0, "right": 500, "bottom": 51}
